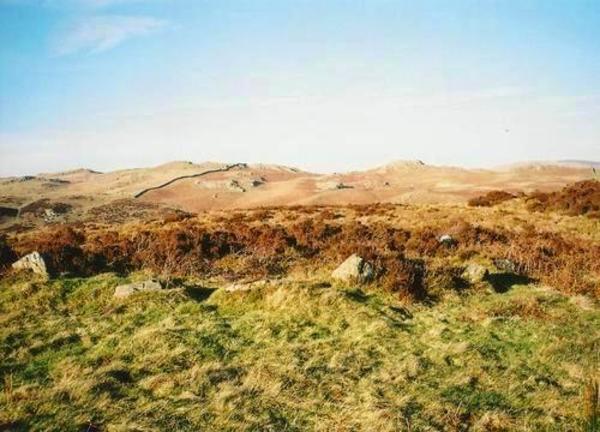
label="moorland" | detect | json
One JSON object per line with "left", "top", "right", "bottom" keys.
{"left": 0, "top": 161, "right": 599, "bottom": 431}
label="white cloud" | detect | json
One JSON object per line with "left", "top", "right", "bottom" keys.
{"left": 1, "top": 0, "right": 150, "bottom": 8}
{"left": 53, "top": 15, "right": 168, "bottom": 55}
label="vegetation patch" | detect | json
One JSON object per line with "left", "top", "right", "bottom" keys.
{"left": 4, "top": 201, "right": 599, "bottom": 299}
{"left": 527, "top": 180, "right": 600, "bottom": 217}
{"left": 468, "top": 190, "right": 518, "bottom": 207}
{"left": 0, "top": 275, "right": 597, "bottom": 431}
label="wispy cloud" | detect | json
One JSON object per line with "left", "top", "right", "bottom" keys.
{"left": 1, "top": 0, "right": 149, "bottom": 8}
{"left": 53, "top": 14, "right": 168, "bottom": 55}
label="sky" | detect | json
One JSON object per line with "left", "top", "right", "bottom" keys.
{"left": 1, "top": 0, "right": 599, "bottom": 176}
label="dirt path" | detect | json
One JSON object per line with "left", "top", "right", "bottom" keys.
{"left": 133, "top": 163, "right": 247, "bottom": 198}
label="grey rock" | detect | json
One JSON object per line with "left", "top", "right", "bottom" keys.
{"left": 332, "top": 254, "right": 374, "bottom": 283}
{"left": 462, "top": 263, "right": 490, "bottom": 283}
{"left": 114, "top": 279, "right": 163, "bottom": 298}
{"left": 439, "top": 234, "right": 456, "bottom": 246}
{"left": 12, "top": 252, "right": 48, "bottom": 277}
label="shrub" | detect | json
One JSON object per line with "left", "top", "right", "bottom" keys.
{"left": 5, "top": 201, "right": 600, "bottom": 300}
{"left": 13, "top": 225, "right": 85, "bottom": 275}
{"left": 0, "top": 234, "right": 17, "bottom": 272}
{"left": 378, "top": 255, "right": 427, "bottom": 300}
{"left": 526, "top": 180, "right": 600, "bottom": 217}
{"left": 20, "top": 199, "right": 72, "bottom": 216}
{"left": 468, "top": 190, "right": 517, "bottom": 207}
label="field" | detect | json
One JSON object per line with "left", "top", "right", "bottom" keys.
{"left": 1, "top": 181, "right": 599, "bottom": 431}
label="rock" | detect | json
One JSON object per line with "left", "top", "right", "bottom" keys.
{"left": 114, "top": 279, "right": 163, "bottom": 298}
{"left": 439, "top": 234, "right": 456, "bottom": 246}
{"left": 250, "top": 178, "right": 265, "bottom": 187}
{"left": 43, "top": 208, "right": 58, "bottom": 223}
{"left": 227, "top": 180, "right": 246, "bottom": 193}
{"left": 462, "top": 263, "right": 489, "bottom": 283}
{"left": 12, "top": 252, "right": 48, "bottom": 277}
{"left": 493, "top": 258, "right": 518, "bottom": 273}
{"left": 331, "top": 254, "right": 374, "bottom": 283}
{"left": 317, "top": 181, "right": 354, "bottom": 191}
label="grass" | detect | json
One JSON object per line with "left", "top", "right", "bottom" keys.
{"left": 1, "top": 194, "right": 599, "bottom": 430}
{"left": 0, "top": 271, "right": 598, "bottom": 431}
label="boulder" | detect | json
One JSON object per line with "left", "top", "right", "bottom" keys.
{"left": 439, "top": 234, "right": 456, "bottom": 246}
{"left": 114, "top": 279, "right": 163, "bottom": 298}
{"left": 331, "top": 254, "right": 374, "bottom": 283}
{"left": 12, "top": 252, "right": 48, "bottom": 277}
{"left": 462, "top": 263, "right": 489, "bottom": 283}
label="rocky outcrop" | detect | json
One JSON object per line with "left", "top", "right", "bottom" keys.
{"left": 227, "top": 180, "right": 246, "bottom": 193}
{"left": 200, "top": 177, "right": 265, "bottom": 192}
{"left": 114, "top": 279, "right": 163, "bottom": 298}
{"left": 43, "top": 209, "right": 59, "bottom": 223}
{"left": 332, "top": 254, "right": 374, "bottom": 283}
{"left": 317, "top": 181, "right": 354, "bottom": 191}
{"left": 12, "top": 252, "right": 48, "bottom": 277}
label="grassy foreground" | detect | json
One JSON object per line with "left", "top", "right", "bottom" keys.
{"left": 0, "top": 272, "right": 598, "bottom": 431}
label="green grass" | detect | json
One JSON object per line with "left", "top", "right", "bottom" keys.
{"left": 0, "top": 272, "right": 598, "bottom": 431}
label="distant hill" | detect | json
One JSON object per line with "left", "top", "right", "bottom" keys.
{"left": 498, "top": 160, "right": 600, "bottom": 170}
{"left": 557, "top": 160, "right": 600, "bottom": 169}
{"left": 0, "top": 160, "right": 594, "bottom": 221}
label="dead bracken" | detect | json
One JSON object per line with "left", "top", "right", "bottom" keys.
{"left": 3, "top": 184, "right": 599, "bottom": 300}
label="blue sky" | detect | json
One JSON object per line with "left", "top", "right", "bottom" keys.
{"left": 1, "top": 0, "right": 599, "bottom": 175}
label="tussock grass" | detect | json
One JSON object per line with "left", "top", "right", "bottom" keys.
{"left": 1, "top": 272, "right": 598, "bottom": 431}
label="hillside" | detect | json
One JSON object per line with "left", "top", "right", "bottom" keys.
{"left": 0, "top": 160, "right": 594, "bottom": 230}
{"left": 1, "top": 165, "right": 599, "bottom": 431}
